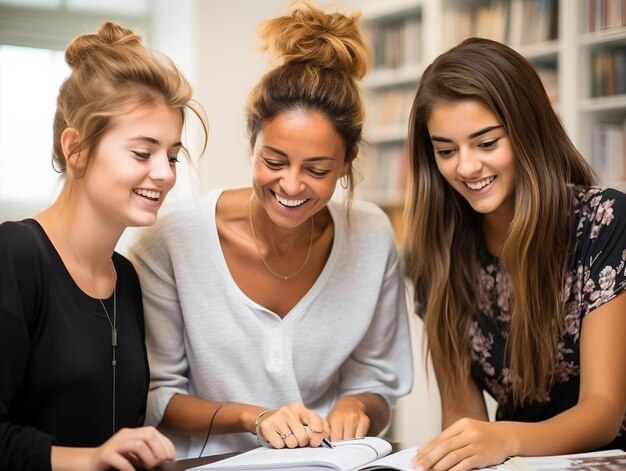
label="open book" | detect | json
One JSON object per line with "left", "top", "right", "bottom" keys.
{"left": 496, "top": 449, "right": 626, "bottom": 470}
{"left": 188, "top": 439, "right": 626, "bottom": 471}
{"left": 188, "top": 437, "right": 414, "bottom": 471}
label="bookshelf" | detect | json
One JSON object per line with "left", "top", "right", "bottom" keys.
{"left": 358, "top": 0, "right": 626, "bottom": 245}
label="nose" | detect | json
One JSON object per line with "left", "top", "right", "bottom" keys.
{"left": 279, "top": 168, "right": 305, "bottom": 195}
{"left": 456, "top": 147, "right": 482, "bottom": 179}
{"left": 149, "top": 153, "right": 176, "bottom": 186}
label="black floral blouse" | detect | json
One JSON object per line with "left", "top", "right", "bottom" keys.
{"left": 470, "top": 186, "right": 626, "bottom": 451}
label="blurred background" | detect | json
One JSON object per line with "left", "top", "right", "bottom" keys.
{"left": 1, "top": 0, "right": 624, "bottom": 448}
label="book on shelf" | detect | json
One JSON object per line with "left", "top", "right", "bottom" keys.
{"left": 584, "top": 0, "right": 626, "bottom": 32}
{"left": 186, "top": 439, "right": 626, "bottom": 471}
{"left": 590, "top": 120, "right": 626, "bottom": 185}
{"left": 368, "top": 14, "right": 421, "bottom": 71}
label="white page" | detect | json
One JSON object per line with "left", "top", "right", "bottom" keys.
{"left": 190, "top": 437, "right": 392, "bottom": 471}
{"left": 357, "top": 446, "right": 417, "bottom": 470}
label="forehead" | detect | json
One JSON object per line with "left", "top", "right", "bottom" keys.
{"left": 427, "top": 100, "right": 500, "bottom": 136}
{"left": 257, "top": 109, "right": 345, "bottom": 157}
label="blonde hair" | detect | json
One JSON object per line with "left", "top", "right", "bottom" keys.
{"left": 53, "top": 21, "right": 207, "bottom": 173}
{"left": 404, "top": 38, "right": 596, "bottom": 405}
{"left": 246, "top": 0, "right": 368, "bottom": 203}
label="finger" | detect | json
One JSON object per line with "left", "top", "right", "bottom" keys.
{"left": 328, "top": 418, "right": 343, "bottom": 442}
{"left": 354, "top": 415, "right": 371, "bottom": 438}
{"left": 416, "top": 435, "right": 468, "bottom": 471}
{"left": 304, "top": 425, "right": 328, "bottom": 448}
{"left": 102, "top": 454, "right": 135, "bottom": 471}
{"left": 288, "top": 422, "right": 311, "bottom": 448}
{"left": 147, "top": 427, "right": 176, "bottom": 461}
{"left": 266, "top": 427, "right": 288, "bottom": 449}
{"left": 282, "top": 429, "right": 300, "bottom": 449}
{"left": 116, "top": 428, "right": 172, "bottom": 468}
{"left": 430, "top": 445, "right": 473, "bottom": 471}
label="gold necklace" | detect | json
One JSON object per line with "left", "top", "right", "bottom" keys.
{"left": 62, "top": 229, "right": 118, "bottom": 434}
{"left": 248, "top": 195, "right": 314, "bottom": 280}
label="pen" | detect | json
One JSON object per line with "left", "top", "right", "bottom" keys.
{"left": 321, "top": 437, "right": 334, "bottom": 449}
{"left": 303, "top": 425, "right": 333, "bottom": 449}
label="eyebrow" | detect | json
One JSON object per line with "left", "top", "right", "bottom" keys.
{"left": 262, "top": 145, "right": 335, "bottom": 162}
{"left": 430, "top": 125, "right": 503, "bottom": 143}
{"left": 129, "top": 136, "right": 183, "bottom": 148}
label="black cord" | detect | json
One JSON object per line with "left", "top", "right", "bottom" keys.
{"left": 198, "top": 402, "right": 230, "bottom": 457}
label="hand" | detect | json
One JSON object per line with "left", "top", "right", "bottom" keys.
{"left": 88, "top": 426, "right": 176, "bottom": 470}
{"left": 256, "top": 402, "right": 330, "bottom": 449}
{"left": 327, "top": 395, "right": 371, "bottom": 441}
{"left": 411, "top": 418, "right": 513, "bottom": 471}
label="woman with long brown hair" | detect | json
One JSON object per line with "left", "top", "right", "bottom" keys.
{"left": 405, "top": 37, "right": 626, "bottom": 470}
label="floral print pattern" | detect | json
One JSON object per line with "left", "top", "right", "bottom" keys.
{"left": 469, "top": 186, "right": 626, "bottom": 450}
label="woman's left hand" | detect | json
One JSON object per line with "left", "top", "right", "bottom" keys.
{"left": 411, "top": 418, "right": 514, "bottom": 471}
{"left": 326, "top": 395, "right": 372, "bottom": 441}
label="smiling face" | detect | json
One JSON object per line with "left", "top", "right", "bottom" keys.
{"left": 77, "top": 101, "right": 182, "bottom": 228}
{"left": 428, "top": 99, "right": 516, "bottom": 225}
{"left": 251, "top": 109, "right": 347, "bottom": 229}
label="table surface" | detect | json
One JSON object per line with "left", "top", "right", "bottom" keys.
{"left": 155, "top": 451, "right": 242, "bottom": 471}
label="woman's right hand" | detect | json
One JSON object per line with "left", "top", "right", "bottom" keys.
{"left": 51, "top": 426, "right": 176, "bottom": 470}
{"left": 255, "top": 402, "right": 330, "bottom": 449}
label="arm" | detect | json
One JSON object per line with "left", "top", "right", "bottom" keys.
{"left": 161, "top": 394, "right": 329, "bottom": 449}
{"left": 50, "top": 428, "right": 175, "bottom": 471}
{"left": 432, "top": 356, "right": 489, "bottom": 429}
{"left": 413, "top": 292, "right": 626, "bottom": 471}
{"left": 130, "top": 222, "right": 329, "bottom": 449}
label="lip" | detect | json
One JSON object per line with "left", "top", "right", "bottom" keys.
{"left": 463, "top": 176, "right": 496, "bottom": 192}
{"left": 133, "top": 188, "right": 163, "bottom": 208}
{"left": 271, "top": 190, "right": 310, "bottom": 209}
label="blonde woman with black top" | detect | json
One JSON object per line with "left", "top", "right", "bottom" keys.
{"left": 0, "top": 22, "right": 207, "bottom": 470}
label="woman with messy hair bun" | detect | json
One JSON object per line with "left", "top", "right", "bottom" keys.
{"left": 130, "top": 0, "right": 412, "bottom": 458}
{"left": 0, "top": 21, "right": 207, "bottom": 470}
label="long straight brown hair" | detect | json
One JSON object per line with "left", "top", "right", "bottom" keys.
{"left": 404, "top": 38, "right": 596, "bottom": 405}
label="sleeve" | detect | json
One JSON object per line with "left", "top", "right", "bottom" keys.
{"left": 0, "top": 222, "right": 55, "bottom": 471}
{"left": 580, "top": 188, "right": 626, "bottom": 317}
{"left": 336, "top": 217, "right": 414, "bottom": 428}
{"left": 128, "top": 220, "right": 191, "bottom": 427}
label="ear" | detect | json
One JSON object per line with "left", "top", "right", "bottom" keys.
{"left": 60, "top": 128, "right": 84, "bottom": 173}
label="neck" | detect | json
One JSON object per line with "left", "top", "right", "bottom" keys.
{"left": 39, "top": 197, "right": 123, "bottom": 265}
{"left": 249, "top": 196, "right": 313, "bottom": 254}
{"left": 482, "top": 210, "right": 513, "bottom": 258}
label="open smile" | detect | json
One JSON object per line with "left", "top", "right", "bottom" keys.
{"left": 273, "top": 191, "right": 309, "bottom": 208}
{"left": 465, "top": 176, "right": 496, "bottom": 190}
{"left": 133, "top": 188, "right": 162, "bottom": 201}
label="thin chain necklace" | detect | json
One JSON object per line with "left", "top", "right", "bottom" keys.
{"left": 62, "top": 230, "right": 118, "bottom": 435}
{"left": 248, "top": 195, "right": 314, "bottom": 280}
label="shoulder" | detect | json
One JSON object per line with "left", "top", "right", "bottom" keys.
{"left": 330, "top": 199, "right": 397, "bottom": 251}
{"left": 132, "top": 192, "right": 219, "bottom": 253}
{"left": 0, "top": 219, "right": 47, "bottom": 264}
{"left": 332, "top": 199, "right": 393, "bottom": 230}
{"left": 573, "top": 186, "right": 626, "bottom": 239}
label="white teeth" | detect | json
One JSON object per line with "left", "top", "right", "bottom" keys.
{"left": 134, "top": 189, "right": 161, "bottom": 200}
{"left": 466, "top": 176, "right": 495, "bottom": 190}
{"left": 275, "top": 193, "right": 307, "bottom": 207}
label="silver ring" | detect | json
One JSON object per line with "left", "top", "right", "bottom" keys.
{"left": 280, "top": 430, "right": 293, "bottom": 440}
